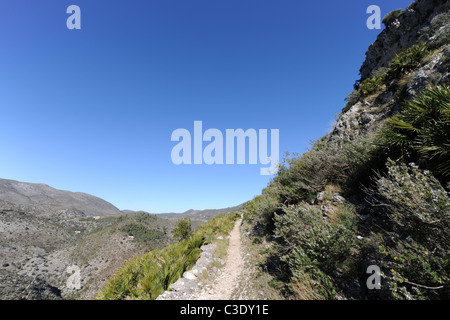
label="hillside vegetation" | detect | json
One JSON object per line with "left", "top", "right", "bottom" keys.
{"left": 0, "top": 174, "right": 241, "bottom": 300}
{"left": 96, "top": 212, "right": 240, "bottom": 300}
{"left": 0, "top": 205, "right": 177, "bottom": 300}
{"left": 241, "top": 1, "right": 450, "bottom": 300}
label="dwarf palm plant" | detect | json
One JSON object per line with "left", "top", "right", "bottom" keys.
{"left": 380, "top": 85, "right": 450, "bottom": 177}
{"left": 386, "top": 43, "right": 431, "bottom": 81}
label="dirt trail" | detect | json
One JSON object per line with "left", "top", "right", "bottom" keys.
{"left": 198, "top": 218, "right": 243, "bottom": 300}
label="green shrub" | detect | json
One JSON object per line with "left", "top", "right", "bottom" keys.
{"left": 96, "top": 212, "right": 239, "bottom": 300}
{"left": 342, "top": 75, "right": 386, "bottom": 113}
{"left": 379, "top": 85, "right": 450, "bottom": 179}
{"left": 243, "top": 134, "right": 383, "bottom": 237}
{"left": 359, "top": 75, "right": 386, "bottom": 96}
{"left": 371, "top": 160, "right": 450, "bottom": 299}
{"left": 96, "top": 236, "right": 203, "bottom": 300}
{"left": 120, "top": 223, "right": 164, "bottom": 243}
{"left": 382, "top": 9, "right": 403, "bottom": 27}
{"left": 272, "top": 203, "right": 356, "bottom": 299}
{"left": 242, "top": 192, "right": 280, "bottom": 235}
{"left": 373, "top": 159, "right": 450, "bottom": 241}
{"left": 172, "top": 218, "right": 193, "bottom": 241}
{"left": 343, "top": 44, "right": 431, "bottom": 114}
{"left": 272, "top": 135, "right": 380, "bottom": 205}
{"left": 273, "top": 203, "right": 355, "bottom": 274}
{"left": 419, "top": 11, "right": 450, "bottom": 49}
{"left": 379, "top": 239, "right": 449, "bottom": 299}
{"left": 343, "top": 90, "right": 361, "bottom": 113}
{"left": 385, "top": 43, "right": 431, "bottom": 82}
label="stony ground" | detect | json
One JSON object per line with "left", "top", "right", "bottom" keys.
{"left": 157, "top": 218, "right": 282, "bottom": 300}
{"left": 157, "top": 219, "right": 245, "bottom": 300}
{"left": 197, "top": 219, "right": 243, "bottom": 300}
{"left": 0, "top": 202, "right": 177, "bottom": 300}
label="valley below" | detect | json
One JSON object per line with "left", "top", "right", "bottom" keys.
{"left": 0, "top": 178, "right": 238, "bottom": 300}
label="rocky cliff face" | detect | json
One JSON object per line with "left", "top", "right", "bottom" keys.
{"left": 360, "top": 0, "right": 450, "bottom": 81}
{"left": 332, "top": 0, "right": 450, "bottom": 141}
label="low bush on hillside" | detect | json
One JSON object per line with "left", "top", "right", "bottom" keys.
{"left": 370, "top": 160, "right": 450, "bottom": 299}
{"left": 120, "top": 223, "right": 165, "bottom": 243}
{"left": 244, "top": 80, "right": 449, "bottom": 299}
{"left": 420, "top": 11, "right": 450, "bottom": 49}
{"left": 272, "top": 203, "right": 357, "bottom": 299}
{"left": 379, "top": 85, "right": 450, "bottom": 180}
{"left": 358, "top": 75, "right": 386, "bottom": 97}
{"left": 375, "top": 160, "right": 450, "bottom": 233}
{"left": 172, "top": 218, "right": 193, "bottom": 241}
{"left": 343, "top": 43, "right": 432, "bottom": 113}
{"left": 386, "top": 43, "right": 432, "bottom": 82}
{"left": 242, "top": 133, "right": 383, "bottom": 237}
{"left": 382, "top": 9, "right": 403, "bottom": 27}
{"left": 242, "top": 191, "right": 280, "bottom": 236}
{"left": 273, "top": 135, "right": 380, "bottom": 203}
{"left": 96, "top": 212, "right": 240, "bottom": 300}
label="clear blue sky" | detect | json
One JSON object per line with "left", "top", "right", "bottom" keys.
{"left": 0, "top": 0, "right": 413, "bottom": 213}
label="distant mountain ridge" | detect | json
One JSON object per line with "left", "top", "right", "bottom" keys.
{"left": 0, "top": 177, "right": 244, "bottom": 299}
{"left": 0, "top": 178, "right": 121, "bottom": 217}
{"left": 158, "top": 205, "right": 243, "bottom": 221}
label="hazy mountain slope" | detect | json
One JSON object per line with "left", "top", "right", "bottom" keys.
{"left": 0, "top": 177, "right": 243, "bottom": 299}
{"left": 0, "top": 200, "right": 177, "bottom": 299}
{"left": 0, "top": 178, "right": 175, "bottom": 299}
{"left": 158, "top": 204, "right": 243, "bottom": 222}
{"left": 0, "top": 178, "right": 121, "bottom": 217}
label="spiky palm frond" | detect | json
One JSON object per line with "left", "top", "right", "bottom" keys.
{"left": 386, "top": 43, "right": 431, "bottom": 81}
{"left": 379, "top": 85, "right": 450, "bottom": 177}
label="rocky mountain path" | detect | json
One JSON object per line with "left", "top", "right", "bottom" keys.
{"left": 197, "top": 218, "right": 243, "bottom": 300}
{"left": 156, "top": 217, "right": 246, "bottom": 300}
